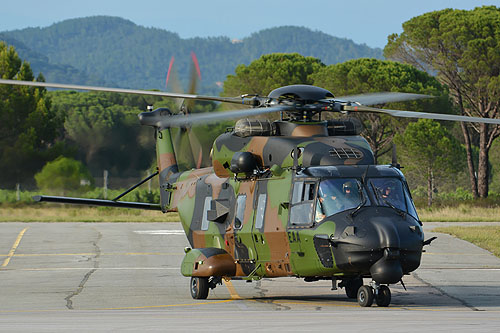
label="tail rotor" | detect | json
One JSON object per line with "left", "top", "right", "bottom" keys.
{"left": 165, "top": 52, "right": 205, "bottom": 170}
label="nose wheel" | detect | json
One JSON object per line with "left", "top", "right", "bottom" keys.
{"left": 357, "top": 285, "right": 374, "bottom": 307}
{"left": 356, "top": 282, "right": 391, "bottom": 307}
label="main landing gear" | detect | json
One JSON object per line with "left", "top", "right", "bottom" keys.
{"left": 356, "top": 281, "right": 391, "bottom": 307}
{"left": 190, "top": 276, "right": 222, "bottom": 299}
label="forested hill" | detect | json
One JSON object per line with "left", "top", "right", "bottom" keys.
{"left": 1, "top": 16, "right": 382, "bottom": 94}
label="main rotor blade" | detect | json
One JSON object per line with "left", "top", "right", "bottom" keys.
{"left": 186, "top": 52, "right": 201, "bottom": 112}
{"left": 0, "top": 79, "right": 247, "bottom": 105}
{"left": 344, "top": 105, "right": 500, "bottom": 125}
{"left": 140, "top": 105, "right": 293, "bottom": 128}
{"left": 333, "top": 92, "right": 432, "bottom": 106}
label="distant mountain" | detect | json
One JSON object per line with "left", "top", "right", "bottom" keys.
{"left": 0, "top": 33, "right": 109, "bottom": 86}
{"left": 1, "top": 16, "right": 383, "bottom": 94}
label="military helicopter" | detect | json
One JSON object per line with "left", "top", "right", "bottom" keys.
{"left": 1, "top": 74, "right": 500, "bottom": 308}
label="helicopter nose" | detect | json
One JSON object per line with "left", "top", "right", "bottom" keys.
{"left": 332, "top": 208, "right": 422, "bottom": 284}
{"left": 368, "top": 218, "right": 403, "bottom": 284}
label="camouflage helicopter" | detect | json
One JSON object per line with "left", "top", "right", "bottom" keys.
{"left": 2, "top": 76, "right": 500, "bottom": 308}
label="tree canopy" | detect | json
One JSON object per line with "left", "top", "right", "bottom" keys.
{"left": 50, "top": 90, "right": 159, "bottom": 176}
{"left": 395, "top": 119, "right": 465, "bottom": 206}
{"left": 222, "top": 53, "right": 325, "bottom": 97}
{"left": 312, "top": 58, "right": 451, "bottom": 163}
{"left": 0, "top": 41, "right": 66, "bottom": 188}
{"left": 384, "top": 6, "right": 500, "bottom": 197}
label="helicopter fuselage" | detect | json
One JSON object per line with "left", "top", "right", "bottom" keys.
{"left": 161, "top": 121, "right": 424, "bottom": 285}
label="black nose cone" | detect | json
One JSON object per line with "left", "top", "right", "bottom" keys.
{"left": 370, "top": 248, "right": 403, "bottom": 284}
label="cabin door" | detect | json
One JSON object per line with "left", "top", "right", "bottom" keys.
{"left": 232, "top": 181, "right": 258, "bottom": 276}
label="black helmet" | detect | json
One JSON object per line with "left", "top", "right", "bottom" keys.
{"left": 343, "top": 181, "right": 353, "bottom": 193}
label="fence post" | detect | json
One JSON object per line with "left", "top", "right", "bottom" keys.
{"left": 148, "top": 171, "right": 152, "bottom": 193}
{"left": 103, "top": 170, "right": 108, "bottom": 199}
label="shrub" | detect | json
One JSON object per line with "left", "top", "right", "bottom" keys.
{"left": 35, "top": 157, "right": 94, "bottom": 194}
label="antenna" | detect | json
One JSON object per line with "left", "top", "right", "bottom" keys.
{"left": 391, "top": 143, "right": 401, "bottom": 169}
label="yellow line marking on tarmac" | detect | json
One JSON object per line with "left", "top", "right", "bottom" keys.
{"left": 424, "top": 252, "right": 492, "bottom": 256}
{"left": 0, "top": 300, "right": 235, "bottom": 313}
{"left": 223, "top": 280, "right": 242, "bottom": 299}
{"left": 3, "top": 267, "right": 180, "bottom": 271}
{"left": 0, "top": 252, "right": 183, "bottom": 257}
{"left": 264, "top": 300, "right": 360, "bottom": 308}
{"left": 238, "top": 299, "right": 480, "bottom": 311}
{"left": 98, "top": 299, "right": 234, "bottom": 310}
{"left": 1, "top": 228, "right": 28, "bottom": 268}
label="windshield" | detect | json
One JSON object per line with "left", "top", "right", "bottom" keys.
{"left": 368, "top": 177, "right": 419, "bottom": 219}
{"left": 315, "top": 178, "right": 366, "bottom": 221}
{"left": 314, "top": 176, "right": 419, "bottom": 221}
{"left": 369, "top": 177, "right": 406, "bottom": 211}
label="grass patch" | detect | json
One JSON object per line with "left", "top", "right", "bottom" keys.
{"left": 2, "top": 202, "right": 500, "bottom": 223}
{"left": 0, "top": 205, "right": 180, "bottom": 222}
{"left": 418, "top": 204, "right": 500, "bottom": 222}
{"left": 433, "top": 226, "right": 500, "bottom": 258}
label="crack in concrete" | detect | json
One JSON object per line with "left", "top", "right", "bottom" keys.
{"left": 254, "top": 279, "right": 292, "bottom": 311}
{"left": 65, "top": 231, "right": 102, "bottom": 310}
{"left": 412, "top": 272, "right": 480, "bottom": 311}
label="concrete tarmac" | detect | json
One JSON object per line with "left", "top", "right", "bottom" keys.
{"left": 1, "top": 222, "right": 500, "bottom": 331}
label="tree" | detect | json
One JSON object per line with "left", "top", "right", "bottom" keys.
{"left": 384, "top": 6, "right": 500, "bottom": 198}
{"left": 222, "top": 53, "right": 325, "bottom": 97}
{"left": 312, "top": 58, "right": 450, "bottom": 163}
{"left": 0, "top": 42, "right": 65, "bottom": 188}
{"left": 50, "top": 91, "right": 158, "bottom": 176}
{"left": 35, "top": 156, "right": 93, "bottom": 194}
{"left": 395, "top": 119, "right": 465, "bottom": 206}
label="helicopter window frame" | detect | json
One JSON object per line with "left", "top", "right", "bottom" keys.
{"left": 289, "top": 179, "right": 318, "bottom": 227}
{"left": 316, "top": 178, "right": 369, "bottom": 220}
{"left": 255, "top": 193, "right": 267, "bottom": 229}
{"left": 234, "top": 194, "right": 247, "bottom": 229}
{"left": 367, "top": 177, "right": 409, "bottom": 213}
{"left": 403, "top": 181, "right": 419, "bottom": 221}
{"left": 201, "top": 196, "right": 212, "bottom": 231}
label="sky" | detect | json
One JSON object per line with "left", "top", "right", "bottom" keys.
{"left": 1, "top": 0, "right": 498, "bottom": 49}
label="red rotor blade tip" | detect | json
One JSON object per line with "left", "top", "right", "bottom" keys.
{"left": 191, "top": 52, "right": 202, "bottom": 80}
{"left": 166, "top": 56, "right": 175, "bottom": 89}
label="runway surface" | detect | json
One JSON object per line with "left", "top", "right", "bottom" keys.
{"left": 1, "top": 221, "right": 500, "bottom": 331}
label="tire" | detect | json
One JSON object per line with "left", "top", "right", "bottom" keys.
{"left": 345, "top": 277, "right": 363, "bottom": 299}
{"left": 357, "top": 285, "right": 374, "bottom": 307}
{"left": 190, "top": 277, "right": 209, "bottom": 299}
{"left": 375, "top": 285, "right": 391, "bottom": 307}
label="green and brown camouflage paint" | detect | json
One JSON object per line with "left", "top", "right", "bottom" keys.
{"left": 159, "top": 120, "right": 382, "bottom": 280}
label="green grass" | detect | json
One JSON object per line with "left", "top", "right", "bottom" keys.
{"left": 0, "top": 205, "right": 180, "bottom": 222}
{"left": 433, "top": 226, "right": 500, "bottom": 258}
{"left": 418, "top": 204, "right": 500, "bottom": 222}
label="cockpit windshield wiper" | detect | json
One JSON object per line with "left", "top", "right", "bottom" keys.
{"left": 370, "top": 181, "right": 405, "bottom": 218}
{"left": 349, "top": 182, "right": 367, "bottom": 219}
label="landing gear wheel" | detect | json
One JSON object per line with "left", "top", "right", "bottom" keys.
{"left": 375, "top": 285, "right": 391, "bottom": 307}
{"left": 190, "top": 277, "right": 209, "bottom": 299}
{"left": 357, "top": 285, "right": 374, "bottom": 307}
{"left": 345, "top": 277, "right": 363, "bottom": 299}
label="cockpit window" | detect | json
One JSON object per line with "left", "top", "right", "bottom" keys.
{"left": 290, "top": 181, "right": 316, "bottom": 226}
{"left": 368, "top": 177, "right": 414, "bottom": 217}
{"left": 315, "top": 178, "right": 367, "bottom": 221}
{"left": 312, "top": 176, "right": 419, "bottom": 222}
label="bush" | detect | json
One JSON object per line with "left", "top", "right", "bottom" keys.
{"left": 35, "top": 156, "right": 94, "bottom": 194}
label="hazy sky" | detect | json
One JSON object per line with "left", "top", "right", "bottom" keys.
{"left": 1, "top": 0, "right": 498, "bottom": 48}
